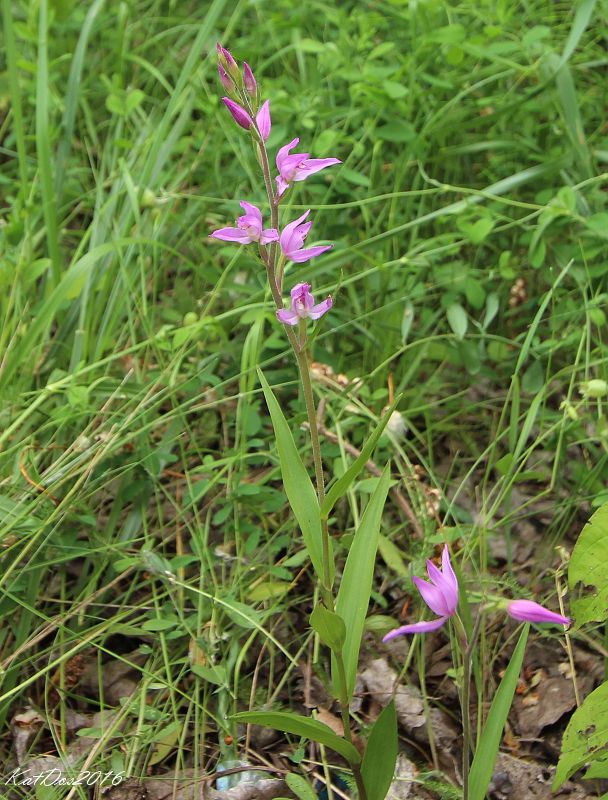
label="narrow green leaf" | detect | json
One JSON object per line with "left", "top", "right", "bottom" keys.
{"left": 321, "top": 398, "right": 399, "bottom": 519}
{"left": 569, "top": 503, "right": 608, "bottom": 625}
{"left": 469, "top": 625, "right": 529, "bottom": 800}
{"left": 310, "top": 604, "right": 346, "bottom": 652}
{"left": 361, "top": 700, "right": 398, "bottom": 800}
{"left": 232, "top": 711, "right": 361, "bottom": 764}
{"left": 258, "top": 369, "right": 328, "bottom": 583}
{"left": 334, "top": 465, "right": 391, "bottom": 698}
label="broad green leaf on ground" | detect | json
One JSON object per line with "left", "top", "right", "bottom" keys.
{"left": 258, "top": 369, "right": 329, "bottom": 584}
{"left": 361, "top": 700, "right": 398, "bottom": 800}
{"left": 569, "top": 503, "right": 608, "bottom": 624}
{"left": 321, "top": 397, "right": 399, "bottom": 519}
{"left": 469, "top": 625, "right": 529, "bottom": 800}
{"left": 554, "top": 680, "right": 608, "bottom": 789}
{"left": 446, "top": 303, "right": 468, "bottom": 340}
{"left": 334, "top": 465, "right": 391, "bottom": 698}
{"left": 232, "top": 711, "right": 361, "bottom": 764}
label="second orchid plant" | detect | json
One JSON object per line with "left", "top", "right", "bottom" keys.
{"left": 210, "top": 46, "right": 573, "bottom": 800}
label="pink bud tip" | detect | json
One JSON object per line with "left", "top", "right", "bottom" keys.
{"left": 222, "top": 97, "right": 253, "bottom": 130}
{"left": 243, "top": 62, "right": 257, "bottom": 97}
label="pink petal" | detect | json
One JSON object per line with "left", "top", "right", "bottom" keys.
{"left": 243, "top": 62, "right": 257, "bottom": 96}
{"left": 276, "top": 308, "right": 299, "bottom": 325}
{"left": 209, "top": 227, "right": 252, "bottom": 244}
{"left": 382, "top": 617, "right": 447, "bottom": 641}
{"left": 293, "top": 157, "right": 341, "bottom": 181}
{"left": 441, "top": 545, "right": 459, "bottom": 613}
{"left": 426, "top": 557, "right": 458, "bottom": 616}
{"left": 239, "top": 202, "right": 262, "bottom": 226}
{"left": 290, "top": 282, "right": 311, "bottom": 301}
{"left": 256, "top": 100, "right": 271, "bottom": 142}
{"left": 413, "top": 575, "right": 452, "bottom": 618}
{"left": 507, "top": 600, "right": 570, "bottom": 626}
{"left": 308, "top": 296, "right": 332, "bottom": 320}
{"left": 276, "top": 137, "right": 300, "bottom": 172}
{"left": 280, "top": 210, "right": 311, "bottom": 254}
{"left": 286, "top": 244, "right": 332, "bottom": 263}
{"left": 276, "top": 176, "right": 290, "bottom": 197}
{"left": 260, "top": 228, "right": 279, "bottom": 244}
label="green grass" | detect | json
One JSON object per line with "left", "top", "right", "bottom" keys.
{"left": 1, "top": 0, "right": 607, "bottom": 794}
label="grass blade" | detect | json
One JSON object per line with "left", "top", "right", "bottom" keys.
{"left": 321, "top": 397, "right": 399, "bottom": 519}
{"left": 469, "top": 625, "right": 529, "bottom": 800}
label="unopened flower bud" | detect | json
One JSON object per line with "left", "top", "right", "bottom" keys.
{"left": 218, "top": 63, "right": 233, "bottom": 92}
{"left": 222, "top": 97, "right": 253, "bottom": 130}
{"left": 243, "top": 62, "right": 257, "bottom": 97}
{"left": 581, "top": 379, "right": 608, "bottom": 399}
{"left": 216, "top": 43, "right": 239, "bottom": 80}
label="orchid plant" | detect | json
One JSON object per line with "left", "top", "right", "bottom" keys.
{"left": 209, "top": 45, "right": 573, "bottom": 800}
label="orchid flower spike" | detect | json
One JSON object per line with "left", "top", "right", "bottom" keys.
{"left": 280, "top": 210, "right": 332, "bottom": 263}
{"left": 275, "top": 137, "right": 341, "bottom": 197}
{"left": 276, "top": 283, "right": 332, "bottom": 326}
{"left": 210, "top": 202, "right": 278, "bottom": 245}
{"left": 383, "top": 546, "right": 459, "bottom": 641}
{"left": 507, "top": 600, "right": 570, "bottom": 627}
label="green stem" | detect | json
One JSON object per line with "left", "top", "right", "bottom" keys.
{"left": 336, "top": 652, "right": 367, "bottom": 800}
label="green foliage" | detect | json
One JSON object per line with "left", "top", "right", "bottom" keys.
{"left": 569, "top": 503, "right": 608, "bottom": 625}
{"left": 334, "top": 465, "right": 391, "bottom": 699}
{"left": 554, "top": 681, "right": 608, "bottom": 788}
{"left": 361, "top": 700, "right": 398, "bottom": 800}
{"left": 309, "top": 604, "right": 346, "bottom": 652}
{"left": 231, "top": 711, "right": 361, "bottom": 764}
{"left": 469, "top": 626, "right": 529, "bottom": 800}
{"left": 258, "top": 369, "right": 329, "bottom": 584}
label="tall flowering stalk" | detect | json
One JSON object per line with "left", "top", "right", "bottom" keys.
{"left": 209, "top": 44, "right": 377, "bottom": 797}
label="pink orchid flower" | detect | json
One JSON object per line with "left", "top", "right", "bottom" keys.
{"left": 507, "top": 600, "right": 570, "bottom": 626}
{"left": 280, "top": 210, "right": 332, "bottom": 263}
{"left": 383, "top": 546, "right": 459, "bottom": 640}
{"left": 243, "top": 62, "right": 257, "bottom": 97}
{"left": 222, "top": 98, "right": 271, "bottom": 142}
{"left": 276, "top": 283, "right": 332, "bottom": 326}
{"left": 275, "top": 137, "right": 341, "bottom": 197}
{"left": 210, "top": 202, "right": 278, "bottom": 245}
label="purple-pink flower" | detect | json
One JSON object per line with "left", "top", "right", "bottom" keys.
{"left": 275, "top": 137, "right": 341, "bottom": 197}
{"left": 507, "top": 600, "right": 570, "bottom": 626}
{"left": 209, "top": 202, "right": 278, "bottom": 245}
{"left": 256, "top": 100, "right": 271, "bottom": 142}
{"left": 276, "top": 283, "right": 332, "bottom": 326}
{"left": 280, "top": 210, "right": 332, "bottom": 263}
{"left": 383, "top": 546, "right": 459, "bottom": 641}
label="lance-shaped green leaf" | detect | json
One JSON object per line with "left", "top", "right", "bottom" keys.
{"left": 321, "top": 397, "right": 400, "bottom": 520}
{"left": 361, "top": 700, "right": 398, "bottom": 800}
{"left": 258, "top": 369, "right": 330, "bottom": 584}
{"left": 469, "top": 625, "right": 529, "bottom": 800}
{"left": 232, "top": 710, "right": 361, "bottom": 764}
{"left": 310, "top": 604, "right": 346, "bottom": 652}
{"left": 333, "top": 464, "right": 391, "bottom": 698}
